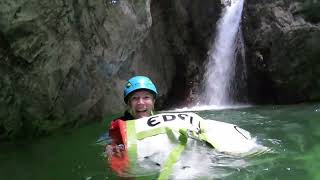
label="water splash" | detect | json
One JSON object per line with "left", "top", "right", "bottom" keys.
{"left": 202, "top": 0, "right": 245, "bottom": 106}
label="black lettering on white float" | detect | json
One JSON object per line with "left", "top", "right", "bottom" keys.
{"left": 146, "top": 113, "right": 201, "bottom": 129}
{"left": 177, "top": 114, "right": 188, "bottom": 120}
{"left": 163, "top": 115, "right": 176, "bottom": 122}
{"left": 147, "top": 116, "right": 160, "bottom": 127}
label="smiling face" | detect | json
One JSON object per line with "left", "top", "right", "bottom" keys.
{"left": 128, "top": 90, "right": 155, "bottom": 119}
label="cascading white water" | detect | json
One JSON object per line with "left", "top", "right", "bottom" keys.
{"left": 202, "top": 0, "right": 245, "bottom": 106}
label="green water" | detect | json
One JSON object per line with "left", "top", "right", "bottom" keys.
{"left": 0, "top": 103, "right": 320, "bottom": 180}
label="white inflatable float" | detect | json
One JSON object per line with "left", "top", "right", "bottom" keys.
{"left": 116, "top": 112, "right": 267, "bottom": 179}
{"left": 129, "top": 112, "right": 260, "bottom": 154}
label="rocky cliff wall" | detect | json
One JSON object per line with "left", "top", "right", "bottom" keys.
{"left": 0, "top": 0, "right": 220, "bottom": 140}
{"left": 0, "top": 0, "right": 171, "bottom": 139}
{"left": 2, "top": 0, "right": 319, "bottom": 140}
{"left": 244, "top": 0, "right": 320, "bottom": 104}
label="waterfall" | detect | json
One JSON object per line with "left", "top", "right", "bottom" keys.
{"left": 202, "top": 0, "right": 245, "bottom": 106}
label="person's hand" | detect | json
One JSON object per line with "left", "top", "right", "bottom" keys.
{"left": 105, "top": 144, "right": 126, "bottom": 158}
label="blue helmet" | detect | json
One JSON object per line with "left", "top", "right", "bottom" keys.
{"left": 123, "top": 76, "right": 158, "bottom": 102}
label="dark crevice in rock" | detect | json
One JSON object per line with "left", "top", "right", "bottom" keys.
{"left": 153, "top": 0, "right": 221, "bottom": 108}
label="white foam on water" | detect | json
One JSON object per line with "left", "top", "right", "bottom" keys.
{"left": 163, "top": 104, "right": 251, "bottom": 112}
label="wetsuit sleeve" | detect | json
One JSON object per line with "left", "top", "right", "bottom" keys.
{"left": 107, "top": 119, "right": 129, "bottom": 175}
{"left": 108, "top": 120, "right": 124, "bottom": 145}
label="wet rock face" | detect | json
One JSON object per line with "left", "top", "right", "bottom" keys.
{"left": 1, "top": 0, "right": 319, "bottom": 139}
{"left": 0, "top": 0, "right": 220, "bottom": 139}
{"left": 244, "top": 0, "right": 320, "bottom": 104}
{"left": 152, "top": 0, "right": 221, "bottom": 108}
{"left": 0, "top": 0, "right": 160, "bottom": 139}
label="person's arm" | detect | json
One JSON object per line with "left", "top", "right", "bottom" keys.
{"left": 107, "top": 119, "right": 129, "bottom": 175}
{"left": 108, "top": 120, "right": 124, "bottom": 145}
